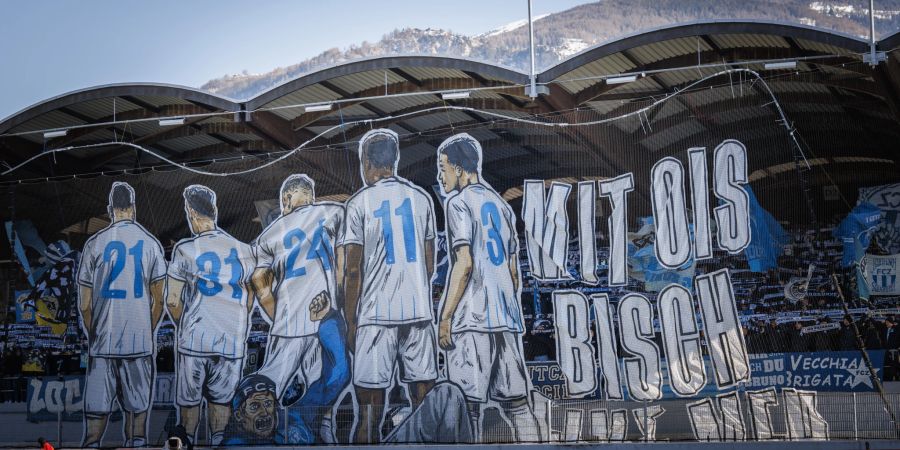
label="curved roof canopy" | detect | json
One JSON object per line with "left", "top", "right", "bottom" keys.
{"left": 1, "top": 20, "right": 898, "bottom": 200}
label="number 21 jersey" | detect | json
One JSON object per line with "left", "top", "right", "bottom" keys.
{"left": 77, "top": 220, "right": 166, "bottom": 357}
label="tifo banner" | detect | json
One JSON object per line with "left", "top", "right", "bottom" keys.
{"left": 860, "top": 254, "right": 900, "bottom": 296}
{"left": 2, "top": 76, "right": 898, "bottom": 447}
{"left": 747, "top": 351, "right": 886, "bottom": 392}
{"left": 859, "top": 183, "right": 900, "bottom": 254}
{"left": 14, "top": 289, "right": 33, "bottom": 323}
{"left": 26, "top": 374, "right": 176, "bottom": 422}
{"left": 528, "top": 351, "right": 885, "bottom": 400}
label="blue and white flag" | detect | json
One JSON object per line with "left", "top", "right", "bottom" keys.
{"left": 833, "top": 202, "right": 882, "bottom": 268}
{"left": 744, "top": 186, "right": 789, "bottom": 272}
{"left": 859, "top": 253, "right": 900, "bottom": 299}
{"left": 628, "top": 217, "right": 695, "bottom": 292}
{"left": 858, "top": 183, "right": 900, "bottom": 253}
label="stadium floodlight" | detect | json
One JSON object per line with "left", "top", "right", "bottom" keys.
{"left": 441, "top": 91, "right": 471, "bottom": 100}
{"left": 764, "top": 61, "right": 797, "bottom": 70}
{"left": 605, "top": 75, "right": 638, "bottom": 85}
{"left": 159, "top": 118, "right": 185, "bottom": 126}
{"left": 43, "top": 130, "right": 67, "bottom": 139}
{"left": 304, "top": 103, "right": 333, "bottom": 113}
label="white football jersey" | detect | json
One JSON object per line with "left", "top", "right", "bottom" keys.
{"left": 77, "top": 220, "right": 166, "bottom": 357}
{"left": 168, "top": 229, "right": 253, "bottom": 358}
{"left": 443, "top": 183, "right": 523, "bottom": 333}
{"left": 255, "top": 202, "right": 343, "bottom": 337}
{"left": 340, "top": 177, "right": 436, "bottom": 326}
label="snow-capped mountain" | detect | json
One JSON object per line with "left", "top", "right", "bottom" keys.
{"left": 478, "top": 13, "right": 550, "bottom": 38}
{"left": 201, "top": 0, "right": 900, "bottom": 100}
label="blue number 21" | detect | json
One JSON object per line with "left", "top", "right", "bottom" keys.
{"left": 374, "top": 198, "right": 417, "bottom": 265}
{"left": 101, "top": 240, "right": 144, "bottom": 299}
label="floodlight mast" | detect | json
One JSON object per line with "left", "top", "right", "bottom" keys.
{"left": 865, "top": 0, "right": 886, "bottom": 66}
{"left": 527, "top": 0, "right": 538, "bottom": 98}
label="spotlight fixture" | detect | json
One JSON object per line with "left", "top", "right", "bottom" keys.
{"left": 764, "top": 61, "right": 797, "bottom": 70}
{"left": 441, "top": 91, "right": 471, "bottom": 100}
{"left": 43, "top": 130, "right": 67, "bottom": 139}
{"left": 159, "top": 118, "right": 185, "bottom": 126}
{"left": 304, "top": 103, "right": 333, "bottom": 113}
{"left": 605, "top": 75, "right": 638, "bottom": 85}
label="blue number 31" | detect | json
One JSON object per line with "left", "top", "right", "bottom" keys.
{"left": 196, "top": 249, "right": 243, "bottom": 300}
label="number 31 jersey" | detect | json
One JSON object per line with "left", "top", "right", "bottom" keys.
{"left": 168, "top": 229, "right": 253, "bottom": 359}
{"left": 77, "top": 220, "right": 166, "bottom": 358}
{"left": 254, "top": 202, "right": 344, "bottom": 337}
{"left": 443, "top": 183, "right": 523, "bottom": 333}
{"left": 340, "top": 177, "right": 436, "bottom": 326}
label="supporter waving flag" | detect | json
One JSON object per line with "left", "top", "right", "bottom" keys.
{"left": 833, "top": 202, "right": 882, "bottom": 268}
{"left": 744, "top": 186, "right": 789, "bottom": 272}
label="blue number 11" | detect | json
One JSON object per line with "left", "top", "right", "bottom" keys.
{"left": 374, "top": 198, "right": 417, "bottom": 265}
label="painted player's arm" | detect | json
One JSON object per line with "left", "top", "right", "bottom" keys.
{"left": 508, "top": 251, "right": 520, "bottom": 294}
{"left": 334, "top": 245, "right": 346, "bottom": 308}
{"left": 342, "top": 243, "right": 363, "bottom": 349}
{"left": 165, "top": 277, "right": 186, "bottom": 324}
{"left": 150, "top": 278, "right": 166, "bottom": 329}
{"left": 425, "top": 239, "right": 435, "bottom": 281}
{"left": 78, "top": 285, "right": 93, "bottom": 338}
{"left": 251, "top": 268, "right": 277, "bottom": 321}
{"left": 246, "top": 281, "right": 257, "bottom": 314}
{"left": 439, "top": 245, "right": 473, "bottom": 350}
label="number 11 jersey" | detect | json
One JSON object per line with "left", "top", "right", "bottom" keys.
{"left": 340, "top": 177, "right": 436, "bottom": 326}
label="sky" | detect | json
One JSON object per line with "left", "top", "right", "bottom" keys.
{"left": 0, "top": 0, "right": 590, "bottom": 120}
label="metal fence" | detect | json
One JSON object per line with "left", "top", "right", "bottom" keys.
{"left": 543, "top": 392, "right": 900, "bottom": 443}
{"left": 2, "top": 392, "right": 898, "bottom": 447}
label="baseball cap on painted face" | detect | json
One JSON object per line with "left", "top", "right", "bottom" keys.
{"left": 232, "top": 374, "right": 276, "bottom": 410}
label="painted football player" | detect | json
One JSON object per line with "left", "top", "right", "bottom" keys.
{"left": 341, "top": 128, "right": 438, "bottom": 443}
{"left": 251, "top": 174, "right": 345, "bottom": 440}
{"left": 77, "top": 181, "right": 166, "bottom": 447}
{"left": 166, "top": 185, "right": 254, "bottom": 446}
{"left": 435, "top": 133, "right": 538, "bottom": 441}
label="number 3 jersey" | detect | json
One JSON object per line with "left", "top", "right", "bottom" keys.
{"left": 77, "top": 220, "right": 167, "bottom": 358}
{"left": 340, "top": 177, "right": 436, "bottom": 326}
{"left": 443, "top": 183, "right": 524, "bottom": 333}
{"left": 168, "top": 229, "right": 254, "bottom": 358}
{"left": 254, "top": 202, "right": 344, "bottom": 337}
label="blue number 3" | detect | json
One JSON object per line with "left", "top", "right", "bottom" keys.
{"left": 481, "top": 202, "right": 505, "bottom": 266}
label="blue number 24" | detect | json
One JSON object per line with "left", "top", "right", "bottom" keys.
{"left": 283, "top": 221, "right": 334, "bottom": 280}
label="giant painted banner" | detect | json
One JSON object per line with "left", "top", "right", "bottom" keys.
{"left": 6, "top": 128, "right": 898, "bottom": 447}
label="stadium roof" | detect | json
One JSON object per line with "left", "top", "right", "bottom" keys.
{"left": 1, "top": 19, "right": 899, "bottom": 242}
